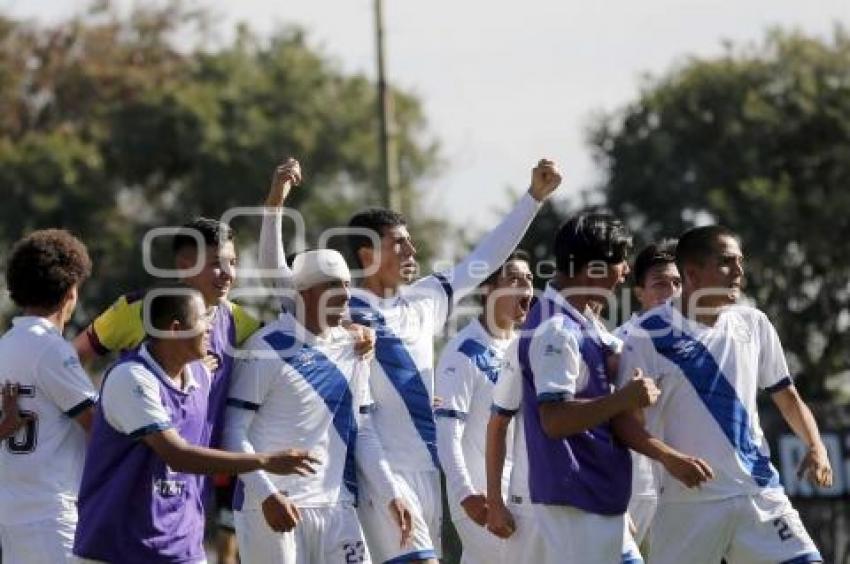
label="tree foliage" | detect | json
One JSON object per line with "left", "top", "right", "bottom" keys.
{"left": 590, "top": 28, "right": 850, "bottom": 397}
{"left": 0, "top": 1, "right": 442, "bottom": 326}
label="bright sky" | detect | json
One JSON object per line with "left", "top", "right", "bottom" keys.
{"left": 5, "top": 0, "right": 850, "bottom": 234}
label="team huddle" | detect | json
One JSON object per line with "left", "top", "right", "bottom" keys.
{"left": 0, "top": 157, "right": 835, "bottom": 564}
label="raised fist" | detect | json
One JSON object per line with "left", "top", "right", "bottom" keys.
{"left": 528, "top": 159, "right": 562, "bottom": 201}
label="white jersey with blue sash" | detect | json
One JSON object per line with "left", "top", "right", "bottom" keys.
{"left": 435, "top": 318, "right": 512, "bottom": 518}
{"left": 228, "top": 314, "right": 369, "bottom": 508}
{"left": 618, "top": 301, "right": 791, "bottom": 502}
{"left": 348, "top": 277, "right": 454, "bottom": 472}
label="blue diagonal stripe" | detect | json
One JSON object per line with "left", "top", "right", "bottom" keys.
{"left": 641, "top": 314, "right": 780, "bottom": 488}
{"left": 263, "top": 331, "right": 359, "bottom": 500}
{"left": 349, "top": 296, "right": 441, "bottom": 469}
{"left": 458, "top": 338, "right": 502, "bottom": 383}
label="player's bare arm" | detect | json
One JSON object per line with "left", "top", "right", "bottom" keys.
{"left": 539, "top": 371, "right": 659, "bottom": 438}
{"left": 485, "top": 413, "right": 516, "bottom": 539}
{"left": 72, "top": 331, "right": 98, "bottom": 366}
{"left": 770, "top": 385, "right": 833, "bottom": 488}
{"left": 143, "top": 428, "right": 320, "bottom": 476}
{"left": 611, "top": 410, "right": 714, "bottom": 488}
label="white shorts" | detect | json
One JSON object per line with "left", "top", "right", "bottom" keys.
{"left": 234, "top": 504, "right": 370, "bottom": 564}
{"left": 627, "top": 496, "right": 657, "bottom": 548}
{"left": 453, "top": 517, "right": 502, "bottom": 564}
{"left": 650, "top": 491, "right": 821, "bottom": 564}
{"left": 357, "top": 470, "right": 441, "bottom": 562}
{"left": 534, "top": 504, "right": 625, "bottom": 564}
{"left": 1, "top": 511, "right": 77, "bottom": 564}
{"left": 500, "top": 499, "right": 546, "bottom": 564}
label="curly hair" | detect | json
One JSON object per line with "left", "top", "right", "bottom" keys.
{"left": 6, "top": 229, "right": 92, "bottom": 309}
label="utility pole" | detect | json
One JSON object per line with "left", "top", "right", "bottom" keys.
{"left": 374, "top": 0, "right": 400, "bottom": 210}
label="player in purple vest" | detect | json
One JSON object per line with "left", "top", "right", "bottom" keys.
{"left": 518, "top": 213, "right": 707, "bottom": 563}
{"left": 73, "top": 284, "right": 319, "bottom": 564}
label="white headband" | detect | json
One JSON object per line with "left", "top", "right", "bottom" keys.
{"left": 292, "top": 250, "right": 351, "bottom": 291}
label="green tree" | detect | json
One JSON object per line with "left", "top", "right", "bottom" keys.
{"left": 0, "top": 1, "right": 442, "bottom": 327}
{"left": 589, "top": 28, "right": 850, "bottom": 397}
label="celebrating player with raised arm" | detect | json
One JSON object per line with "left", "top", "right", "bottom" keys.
{"left": 614, "top": 225, "right": 831, "bottom": 564}
{"left": 224, "top": 250, "right": 410, "bottom": 564}
{"left": 259, "top": 160, "right": 561, "bottom": 563}
{"left": 72, "top": 285, "right": 317, "bottom": 563}
{"left": 434, "top": 251, "right": 533, "bottom": 563}
{"left": 0, "top": 230, "right": 97, "bottom": 564}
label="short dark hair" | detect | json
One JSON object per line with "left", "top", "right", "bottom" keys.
{"left": 554, "top": 212, "right": 631, "bottom": 275}
{"left": 675, "top": 225, "right": 739, "bottom": 273}
{"left": 6, "top": 229, "right": 92, "bottom": 309}
{"left": 146, "top": 283, "right": 203, "bottom": 336}
{"left": 482, "top": 249, "right": 532, "bottom": 288}
{"left": 172, "top": 217, "right": 234, "bottom": 255}
{"left": 633, "top": 239, "right": 677, "bottom": 287}
{"left": 347, "top": 208, "right": 407, "bottom": 268}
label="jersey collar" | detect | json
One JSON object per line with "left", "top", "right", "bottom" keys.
{"left": 138, "top": 343, "right": 200, "bottom": 392}
{"left": 12, "top": 316, "right": 60, "bottom": 335}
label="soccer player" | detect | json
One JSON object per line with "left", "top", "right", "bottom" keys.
{"left": 517, "top": 212, "right": 712, "bottom": 563}
{"left": 260, "top": 159, "right": 563, "bottom": 562}
{"left": 0, "top": 229, "right": 97, "bottom": 563}
{"left": 435, "top": 251, "right": 534, "bottom": 563}
{"left": 614, "top": 240, "right": 681, "bottom": 547}
{"left": 225, "top": 249, "right": 410, "bottom": 563}
{"left": 485, "top": 338, "right": 547, "bottom": 564}
{"left": 616, "top": 225, "right": 832, "bottom": 564}
{"left": 72, "top": 159, "right": 302, "bottom": 560}
{"left": 72, "top": 284, "right": 318, "bottom": 563}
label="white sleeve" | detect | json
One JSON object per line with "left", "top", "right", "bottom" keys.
{"left": 34, "top": 340, "right": 97, "bottom": 417}
{"left": 222, "top": 356, "right": 278, "bottom": 499}
{"left": 101, "top": 363, "right": 171, "bottom": 436}
{"left": 616, "top": 332, "right": 655, "bottom": 389}
{"left": 411, "top": 193, "right": 541, "bottom": 326}
{"left": 756, "top": 312, "right": 792, "bottom": 392}
{"left": 529, "top": 319, "right": 581, "bottom": 402}
{"left": 353, "top": 360, "right": 402, "bottom": 504}
{"left": 222, "top": 407, "right": 277, "bottom": 500}
{"left": 435, "top": 350, "right": 478, "bottom": 501}
{"left": 227, "top": 355, "right": 275, "bottom": 410}
{"left": 492, "top": 342, "right": 522, "bottom": 415}
{"left": 258, "top": 208, "right": 297, "bottom": 313}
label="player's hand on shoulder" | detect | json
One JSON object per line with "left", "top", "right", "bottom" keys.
{"left": 460, "top": 493, "right": 489, "bottom": 527}
{"left": 798, "top": 444, "right": 833, "bottom": 488}
{"left": 261, "top": 492, "right": 301, "bottom": 532}
{"left": 660, "top": 450, "right": 714, "bottom": 488}
{"left": 342, "top": 321, "right": 375, "bottom": 359}
{"left": 618, "top": 368, "right": 660, "bottom": 409}
{"left": 388, "top": 497, "right": 413, "bottom": 548}
{"left": 485, "top": 500, "right": 516, "bottom": 539}
{"left": 528, "top": 158, "right": 563, "bottom": 202}
{"left": 264, "top": 448, "right": 320, "bottom": 476}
